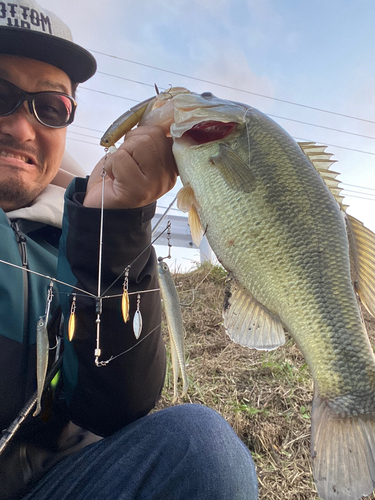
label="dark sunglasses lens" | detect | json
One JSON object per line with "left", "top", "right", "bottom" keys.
{"left": 0, "top": 79, "right": 21, "bottom": 115}
{"left": 34, "top": 94, "right": 73, "bottom": 127}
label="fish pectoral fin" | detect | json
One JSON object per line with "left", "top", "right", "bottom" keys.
{"left": 176, "top": 184, "right": 200, "bottom": 212}
{"left": 188, "top": 206, "right": 204, "bottom": 247}
{"left": 311, "top": 389, "right": 375, "bottom": 500}
{"left": 346, "top": 214, "right": 375, "bottom": 317}
{"left": 177, "top": 185, "right": 204, "bottom": 247}
{"left": 210, "top": 143, "right": 256, "bottom": 193}
{"left": 223, "top": 279, "right": 285, "bottom": 350}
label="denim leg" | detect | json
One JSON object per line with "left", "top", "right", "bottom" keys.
{"left": 23, "top": 404, "right": 258, "bottom": 500}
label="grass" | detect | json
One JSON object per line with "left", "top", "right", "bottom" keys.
{"left": 155, "top": 262, "right": 375, "bottom": 500}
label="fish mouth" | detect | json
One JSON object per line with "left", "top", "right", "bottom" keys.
{"left": 182, "top": 121, "right": 237, "bottom": 145}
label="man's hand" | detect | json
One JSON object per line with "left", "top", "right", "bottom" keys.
{"left": 83, "top": 126, "right": 178, "bottom": 209}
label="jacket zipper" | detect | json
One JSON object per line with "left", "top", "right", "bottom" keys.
{"left": 10, "top": 220, "right": 30, "bottom": 403}
{"left": 11, "top": 221, "right": 28, "bottom": 268}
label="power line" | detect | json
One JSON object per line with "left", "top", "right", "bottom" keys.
{"left": 342, "top": 188, "right": 375, "bottom": 198}
{"left": 343, "top": 193, "right": 375, "bottom": 202}
{"left": 67, "top": 131, "right": 101, "bottom": 140}
{"left": 342, "top": 182, "right": 375, "bottom": 192}
{"left": 66, "top": 137, "right": 102, "bottom": 147}
{"left": 77, "top": 86, "right": 375, "bottom": 143}
{"left": 69, "top": 122, "right": 375, "bottom": 158}
{"left": 273, "top": 115, "right": 375, "bottom": 141}
{"left": 293, "top": 137, "right": 375, "bottom": 156}
{"left": 65, "top": 131, "right": 375, "bottom": 194}
{"left": 97, "top": 71, "right": 156, "bottom": 89}
{"left": 80, "top": 87, "right": 139, "bottom": 103}
{"left": 89, "top": 49, "right": 375, "bottom": 126}
{"left": 71, "top": 124, "right": 104, "bottom": 134}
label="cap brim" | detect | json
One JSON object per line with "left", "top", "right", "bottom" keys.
{"left": 0, "top": 27, "right": 96, "bottom": 83}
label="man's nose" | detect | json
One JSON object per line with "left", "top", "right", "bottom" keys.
{"left": 0, "top": 103, "right": 37, "bottom": 143}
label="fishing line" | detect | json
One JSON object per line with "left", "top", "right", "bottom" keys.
{"left": 0, "top": 224, "right": 171, "bottom": 303}
{"left": 95, "top": 323, "right": 162, "bottom": 366}
{"left": 243, "top": 107, "right": 252, "bottom": 168}
{"left": 94, "top": 141, "right": 173, "bottom": 363}
{"left": 152, "top": 196, "right": 177, "bottom": 236}
{"left": 101, "top": 287, "right": 161, "bottom": 300}
{"left": 94, "top": 147, "right": 110, "bottom": 366}
{"left": 0, "top": 258, "right": 96, "bottom": 298}
{"left": 100, "top": 223, "right": 172, "bottom": 298}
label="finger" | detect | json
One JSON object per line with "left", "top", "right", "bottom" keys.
{"left": 125, "top": 126, "right": 178, "bottom": 176}
{"left": 118, "top": 130, "right": 177, "bottom": 189}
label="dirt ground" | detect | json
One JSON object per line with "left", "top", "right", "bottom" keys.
{"left": 156, "top": 264, "right": 375, "bottom": 500}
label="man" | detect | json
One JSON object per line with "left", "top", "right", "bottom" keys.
{"left": 0, "top": 2, "right": 258, "bottom": 499}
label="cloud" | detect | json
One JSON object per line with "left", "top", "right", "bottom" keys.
{"left": 185, "top": 41, "right": 276, "bottom": 111}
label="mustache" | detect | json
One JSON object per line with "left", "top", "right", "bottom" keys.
{"left": 0, "top": 138, "right": 43, "bottom": 171}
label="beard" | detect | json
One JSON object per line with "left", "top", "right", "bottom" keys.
{"left": 0, "top": 171, "right": 45, "bottom": 211}
{"left": 0, "top": 138, "right": 44, "bottom": 211}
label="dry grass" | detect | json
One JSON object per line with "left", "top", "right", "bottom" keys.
{"left": 155, "top": 262, "right": 375, "bottom": 500}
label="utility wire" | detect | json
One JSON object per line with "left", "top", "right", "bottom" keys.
{"left": 66, "top": 137, "right": 102, "bottom": 147}
{"left": 80, "top": 87, "right": 139, "bottom": 103}
{"left": 77, "top": 86, "right": 375, "bottom": 143}
{"left": 342, "top": 188, "right": 375, "bottom": 198}
{"left": 97, "top": 71, "right": 156, "bottom": 89}
{"left": 68, "top": 122, "right": 375, "bottom": 157}
{"left": 66, "top": 133, "right": 375, "bottom": 195}
{"left": 89, "top": 49, "right": 375, "bottom": 126}
{"left": 293, "top": 137, "right": 375, "bottom": 157}
{"left": 342, "top": 183, "right": 375, "bottom": 192}
{"left": 71, "top": 124, "right": 104, "bottom": 133}
{"left": 343, "top": 194, "right": 375, "bottom": 202}
{"left": 272, "top": 114, "right": 375, "bottom": 141}
{"left": 67, "top": 131, "right": 101, "bottom": 140}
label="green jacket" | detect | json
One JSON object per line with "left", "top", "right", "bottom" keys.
{"left": 0, "top": 178, "right": 166, "bottom": 498}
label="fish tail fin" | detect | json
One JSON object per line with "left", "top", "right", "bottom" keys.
{"left": 311, "top": 390, "right": 375, "bottom": 500}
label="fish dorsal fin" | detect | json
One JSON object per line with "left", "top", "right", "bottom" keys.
{"left": 223, "top": 277, "right": 285, "bottom": 350}
{"left": 210, "top": 144, "right": 256, "bottom": 193}
{"left": 298, "top": 141, "right": 349, "bottom": 211}
{"left": 177, "top": 185, "right": 204, "bottom": 246}
{"left": 346, "top": 214, "right": 375, "bottom": 316}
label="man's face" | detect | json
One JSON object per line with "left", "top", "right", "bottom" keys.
{"left": 0, "top": 55, "right": 72, "bottom": 211}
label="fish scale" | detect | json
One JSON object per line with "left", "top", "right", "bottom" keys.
{"left": 102, "top": 88, "right": 375, "bottom": 500}
{"left": 171, "top": 95, "right": 375, "bottom": 499}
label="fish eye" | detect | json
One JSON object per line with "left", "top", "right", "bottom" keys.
{"left": 201, "top": 92, "right": 214, "bottom": 98}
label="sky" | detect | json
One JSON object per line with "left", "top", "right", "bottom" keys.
{"left": 46, "top": 0, "right": 375, "bottom": 271}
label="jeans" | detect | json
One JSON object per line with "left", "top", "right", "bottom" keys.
{"left": 23, "top": 404, "right": 258, "bottom": 500}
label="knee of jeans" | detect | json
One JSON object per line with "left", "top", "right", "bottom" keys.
{"left": 158, "top": 404, "right": 258, "bottom": 497}
{"left": 160, "top": 405, "right": 256, "bottom": 469}
{"left": 157, "top": 404, "right": 227, "bottom": 438}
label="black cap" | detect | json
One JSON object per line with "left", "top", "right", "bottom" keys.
{"left": 0, "top": 1, "right": 96, "bottom": 83}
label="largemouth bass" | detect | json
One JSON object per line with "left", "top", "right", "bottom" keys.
{"left": 102, "top": 89, "right": 375, "bottom": 500}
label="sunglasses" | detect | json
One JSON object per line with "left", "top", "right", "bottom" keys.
{"left": 0, "top": 78, "right": 77, "bottom": 128}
